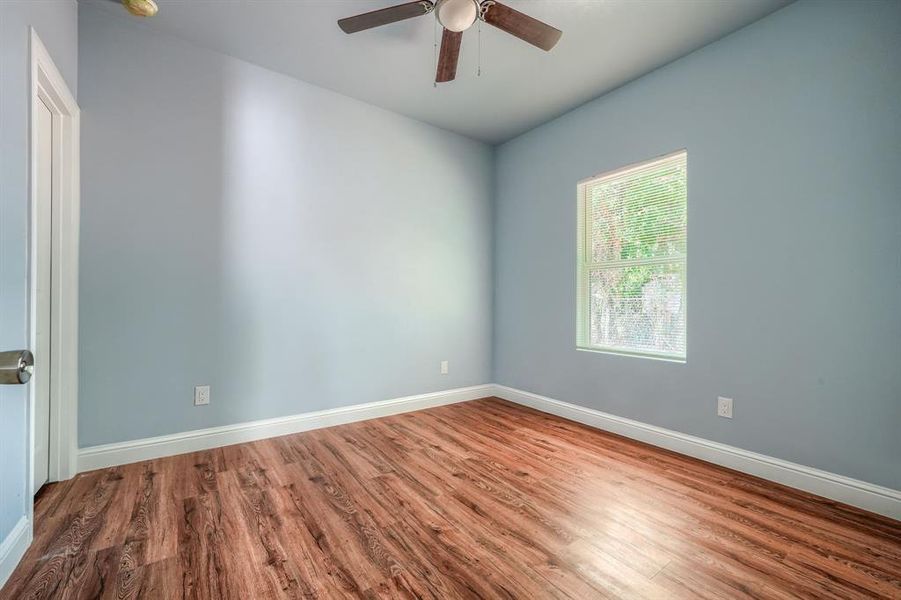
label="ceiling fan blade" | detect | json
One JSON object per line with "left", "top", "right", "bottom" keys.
{"left": 338, "top": 1, "right": 434, "bottom": 34}
{"left": 481, "top": 1, "right": 562, "bottom": 51}
{"left": 435, "top": 28, "right": 463, "bottom": 83}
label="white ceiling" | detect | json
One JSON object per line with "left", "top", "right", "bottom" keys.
{"left": 83, "top": 0, "right": 792, "bottom": 144}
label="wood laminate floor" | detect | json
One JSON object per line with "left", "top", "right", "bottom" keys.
{"left": 2, "top": 398, "right": 900, "bottom": 599}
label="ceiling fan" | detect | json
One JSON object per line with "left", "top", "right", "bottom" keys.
{"left": 338, "top": 0, "right": 562, "bottom": 83}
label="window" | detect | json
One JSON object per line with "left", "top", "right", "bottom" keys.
{"left": 577, "top": 151, "right": 687, "bottom": 361}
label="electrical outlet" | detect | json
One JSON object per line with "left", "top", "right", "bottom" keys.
{"left": 194, "top": 385, "right": 210, "bottom": 406}
{"left": 717, "top": 396, "right": 733, "bottom": 419}
{"left": 440, "top": 360, "right": 449, "bottom": 375}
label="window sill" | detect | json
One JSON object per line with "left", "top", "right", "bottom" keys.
{"left": 576, "top": 346, "right": 686, "bottom": 364}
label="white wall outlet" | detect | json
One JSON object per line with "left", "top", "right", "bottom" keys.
{"left": 717, "top": 396, "right": 733, "bottom": 419}
{"left": 194, "top": 385, "right": 210, "bottom": 406}
{"left": 440, "top": 360, "right": 449, "bottom": 375}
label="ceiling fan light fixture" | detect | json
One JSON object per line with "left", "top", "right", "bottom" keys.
{"left": 436, "top": 0, "right": 478, "bottom": 32}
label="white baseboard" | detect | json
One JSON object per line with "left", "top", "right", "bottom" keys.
{"left": 0, "top": 516, "right": 31, "bottom": 590}
{"left": 492, "top": 385, "right": 901, "bottom": 520}
{"left": 75, "top": 382, "right": 900, "bottom": 520}
{"left": 78, "top": 384, "right": 493, "bottom": 473}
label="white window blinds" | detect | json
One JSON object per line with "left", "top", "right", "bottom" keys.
{"left": 577, "top": 151, "right": 687, "bottom": 360}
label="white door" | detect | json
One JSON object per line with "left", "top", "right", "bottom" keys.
{"left": 33, "top": 97, "right": 53, "bottom": 492}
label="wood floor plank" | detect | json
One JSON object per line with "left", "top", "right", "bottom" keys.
{"left": 268, "top": 484, "right": 362, "bottom": 599}
{"left": 3, "top": 397, "right": 899, "bottom": 599}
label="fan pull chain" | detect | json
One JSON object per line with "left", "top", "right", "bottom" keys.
{"left": 433, "top": 18, "right": 438, "bottom": 88}
{"left": 478, "top": 20, "right": 482, "bottom": 77}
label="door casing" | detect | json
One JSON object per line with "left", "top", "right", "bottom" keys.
{"left": 28, "top": 28, "right": 80, "bottom": 504}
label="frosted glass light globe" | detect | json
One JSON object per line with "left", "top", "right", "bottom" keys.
{"left": 436, "top": 0, "right": 478, "bottom": 32}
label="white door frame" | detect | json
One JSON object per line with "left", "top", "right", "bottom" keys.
{"left": 28, "top": 28, "right": 80, "bottom": 500}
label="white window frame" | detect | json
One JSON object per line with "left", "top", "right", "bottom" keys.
{"left": 576, "top": 150, "right": 687, "bottom": 362}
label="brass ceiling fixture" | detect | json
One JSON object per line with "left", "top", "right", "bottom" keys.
{"left": 121, "top": 0, "right": 158, "bottom": 17}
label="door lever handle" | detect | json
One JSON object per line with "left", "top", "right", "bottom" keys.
{"left": 0, "top": 350, "right": 34, "bottom": 384}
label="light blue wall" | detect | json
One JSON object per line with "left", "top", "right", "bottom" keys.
{"left": 0, "top": 0, "right": 77, "bottom": 546}
{"left": 494, "top": 0, "right": 901, "bottom": 489}
{"left": 77, "top": 6, "right": 493, "bottom": 447}
{"left": 70, "top": 0, "right": 901, "bottom": 492}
